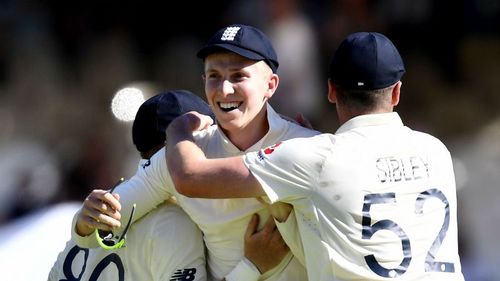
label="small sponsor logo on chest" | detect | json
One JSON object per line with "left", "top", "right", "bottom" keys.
{"left": 170, "top": 268, "right": 197, "bottom": 280}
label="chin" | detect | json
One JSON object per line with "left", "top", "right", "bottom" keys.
{"left": 217, "top": 118, "right": 245, "bottom": 132}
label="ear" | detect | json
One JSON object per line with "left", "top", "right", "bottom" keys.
{"left": 265, "top": 73, "right": 279, "bottom": 99}
{"left": 327, "top": 79, "right": 337, "bottom": 104}
{"left": 391, "top": 81, "right": 402, "bottom": 106}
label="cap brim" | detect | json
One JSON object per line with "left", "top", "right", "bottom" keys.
{"left": 197, "top": 44, "right": 266, "bottom": 61}
{"left": 197, "top": 44, "right": 278, "bottom": 73}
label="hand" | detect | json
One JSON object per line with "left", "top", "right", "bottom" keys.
{"left": 75, "top": 189, "right": 122, "bottom": 236}
{"left": 167, "top": 111, "right": 213, "bottom": 135}
{"left": 295, "top": 113, "right": 314, "bottom": 130}
{"left": 244, "top": 214, "right": 290, "bottom": 274}
{"left": 256, "top": 197, "right": 293, "bottom": 223}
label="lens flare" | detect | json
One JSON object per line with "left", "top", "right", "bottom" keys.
{"left": 111, "top": 87, "right": 145, "bottom": 121}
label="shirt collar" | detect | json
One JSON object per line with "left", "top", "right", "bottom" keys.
{"left": 335, "top": 112, "right": 403, "bottom": 134}
{"left": 216, "top": 103, "right": 290, "bottom": 153}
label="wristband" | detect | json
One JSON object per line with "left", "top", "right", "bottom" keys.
{"left": 225, "top": 257, "right": 261, "bottom": 281}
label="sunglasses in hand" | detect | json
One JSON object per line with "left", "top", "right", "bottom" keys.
{"left": 94, "top": 178, "right": 137, "bottom": 250}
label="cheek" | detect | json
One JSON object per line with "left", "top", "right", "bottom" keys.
{"left": 205, "top": 83, "right": 216, "bottom": 99}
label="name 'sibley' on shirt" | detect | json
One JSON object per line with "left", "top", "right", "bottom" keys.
{"left": 376, "top": 156, "right": 430, "bottom": 183}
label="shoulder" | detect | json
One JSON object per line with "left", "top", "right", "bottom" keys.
{"left": 281, "top": 133, "right": 333, "bottom": 149}
{"left": 258, "top": 134, "right": 332, "bottom": 165}
{"left": 144, "top": 146, "right": 167, "bottom": 169}
{"left": 286, "top": 120, "right": 321, "bottom": 138}
{"left": 406, "top": 127, "right": 451, "bottom": 154}
{"left": 135, "top": 203, "right": 201, "bottom": 240}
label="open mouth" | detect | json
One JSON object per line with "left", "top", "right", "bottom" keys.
{"left": 218, "top": 102, "right": 242, "bottom": 112}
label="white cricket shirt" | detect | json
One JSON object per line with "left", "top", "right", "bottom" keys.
{"left": 244, "top": 112, "right": 465, "bottom": 281}
{"left": 72, "top": 104, "right": 319, "bottom": 280}
{"left": 51, "top": 202, "right": 206, "bottom": 280}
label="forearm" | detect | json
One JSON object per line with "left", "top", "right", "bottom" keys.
{"left": 166, "top": 140, "right": 264, "bottom": 198}
{"left": 166, "top": 113, "right": 264, "bottom": 198}
{"left": 111, "top": 176, "right": 167, "bottom": 232}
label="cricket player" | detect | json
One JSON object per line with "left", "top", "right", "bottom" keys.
{"left": 50, "top": 90, "right": 288, "bottom": 281}
{"left": 71, "top": 24, "right": 318, "bottom": 280}
{"left": 165, "top": 32, "right": 466, "bottom": 281}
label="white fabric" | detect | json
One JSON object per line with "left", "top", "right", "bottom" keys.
{"left": 50, "top": 202, "right": 206, "bottom": 281}
{"left": 245, "top": 112, "right": 465, "bottom": 281}
{"left": 72, "top": 104, "right": 319, "bottom": 280}
{"left": 225, "top": 258, "right": 261, "bottom": 281}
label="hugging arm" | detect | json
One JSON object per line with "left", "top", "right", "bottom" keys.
{"left": 166, "top": 112, "right": 265, "bottom": 199}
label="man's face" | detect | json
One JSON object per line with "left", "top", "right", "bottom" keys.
{"left": 203, "top": 52, "right": 277, "bottom": 133}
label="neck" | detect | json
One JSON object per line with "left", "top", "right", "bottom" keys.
{"left": 222, "top": 108, "right": 270, "bottom": 151}
{"left": 340, "top": 110, "right": 394, "bottom": 125}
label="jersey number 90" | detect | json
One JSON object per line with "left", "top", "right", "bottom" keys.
{"left": 60, "top": 246, "right": 124, "bottom": 281}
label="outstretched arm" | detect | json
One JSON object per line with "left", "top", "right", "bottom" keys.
{"left": 166, "top": 112, "right": 265, "bottom": 198}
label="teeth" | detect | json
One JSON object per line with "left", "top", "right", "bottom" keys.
{"left": 219, "top": 102, "right": 240, "bottom": 109}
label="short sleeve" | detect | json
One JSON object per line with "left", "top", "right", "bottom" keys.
{"left": 243, "top": 136, "right": 326, "bottom": 204}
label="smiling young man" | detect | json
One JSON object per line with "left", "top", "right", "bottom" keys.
{"left": 71, "top": 24, "right": 319, "bottom": 280}
{"left": 165, "top": 32, "right": 466, "bottom": 281}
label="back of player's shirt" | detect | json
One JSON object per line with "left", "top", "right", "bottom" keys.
{"left": 49, "top": 203, "right": 206, "bottom": 281}
{"left": 245, "top": 113, "right": 465, "bottom": 281}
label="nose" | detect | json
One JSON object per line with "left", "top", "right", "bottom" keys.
{"left": 221, "top": 79, "right": 234, "bottom": 97}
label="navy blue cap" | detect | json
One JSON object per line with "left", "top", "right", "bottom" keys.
{"left": 329, "top": 32, "right": 405, "bottom": 90}
{"left": 132, "top": 90, "right": 214, "bottom": 153}
{"left": 197, "top": 24, "right": 279, "bottom": 73}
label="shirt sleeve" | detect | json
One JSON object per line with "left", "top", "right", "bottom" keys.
{"left": 224, "top": 258, "right": 260, "bottom": 281}
{"left": 72, "top": 147, "right": 176, "bottom": 248}
{"left": 243, "top": 136, "right": 324, "bottom": 204}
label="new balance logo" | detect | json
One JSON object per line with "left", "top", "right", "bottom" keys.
{"left": 170, "top": 268, "right": 197, "bottom": 280}
{"left": 221, "top": 26, "right": 241, "bottom": 41}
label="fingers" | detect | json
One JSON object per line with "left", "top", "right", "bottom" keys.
{"left": 75, "top": 189, "right": 122, "bottom": 236}
{"left": 187, "top": 111, "right": 213, "bottom": 131}
{"left": 245, "top": 214, "right": 259, "bottom": 239}
{"left": 244, "top": 214, "right": 290, "bottom": 273}
{"left": 86, "top": 189, "right": 121, "bottom": 213}
{"left": 264, "top": 216, "right": 287, "bottom": 249}
{"left": 262, "top": 214, "right": 277, "bottom": 233}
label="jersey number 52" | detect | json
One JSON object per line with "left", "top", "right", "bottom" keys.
{"left": 362, "top": 188, "right": 455, "bottom": 278}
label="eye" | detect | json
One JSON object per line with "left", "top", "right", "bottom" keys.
{"left": 205, "top": 72, "right": 220, "bottom": 80}
{"left": 231, "top": 72, "right": 247, "bottom": 82}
